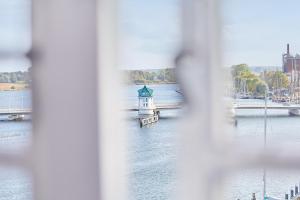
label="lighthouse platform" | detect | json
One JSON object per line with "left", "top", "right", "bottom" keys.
{"left": 138, "top": 109, "right": 160, "bottom": 127}
{"left": 138, "top": 114, "right": 159, "bottom": 127}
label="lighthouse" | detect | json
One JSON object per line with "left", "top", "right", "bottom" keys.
{"left": 138, "top": 85, "right": 156, "bottom": 115}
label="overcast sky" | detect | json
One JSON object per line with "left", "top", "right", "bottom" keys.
{"left": 222, "top": 0, "right": 300, "bottom": 67}
{"left": 0, "top": 0, "right": 31, "bottom": 72}
{"left": 1, "top": 0, "right": 300, "bottom": 71}
{"left": 119, "top": 0, "right": 300, "bottom": 69}
{"left": 118, "top": 0, "right": 181, "bottom": 69}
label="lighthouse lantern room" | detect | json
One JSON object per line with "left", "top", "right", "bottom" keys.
{"left": 138, "top": 85, "right": 156, "bottom": 115}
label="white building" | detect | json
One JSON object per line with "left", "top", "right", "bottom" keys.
{"left": 138, "top": 85, "right": 156, "bottom": 115}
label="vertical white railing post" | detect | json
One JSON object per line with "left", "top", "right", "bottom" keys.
{"left": 177, "top": 0, "right": 226, "bottom": 199}
{"left": 32, "top": 0, "right": 101, "bottom": 199}
{"left": 97, "top": 0, "right": 127, "bottom": 200}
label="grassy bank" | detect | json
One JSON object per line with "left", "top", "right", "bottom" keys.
{"left": 0, "top": 83, "right": 29, "bottom": 91}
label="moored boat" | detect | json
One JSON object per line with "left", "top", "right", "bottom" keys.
{"left": 8, "top": 114, "right": 25, "bottom": 121}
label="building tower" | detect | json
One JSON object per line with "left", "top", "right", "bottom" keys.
{"left": 282, "top": 43, "right": 292, "bottom": 73}
{"left": 138, "top": 85, "right": 156, "bottom": 115}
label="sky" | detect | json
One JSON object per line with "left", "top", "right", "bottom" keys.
{"left": 222, "top": 0, "right": 300, "bottom": 67}
{"left": 0, "top": 0, "right": 31, "bottom": 72}
{"left": 119, "top": 0, "right": 300, "bottom": 69}
{"left": 118, "top": 0, "right": 181, "bottom": 69}
{"left": 1, "top": 1, "right": 300, "bottom": 71}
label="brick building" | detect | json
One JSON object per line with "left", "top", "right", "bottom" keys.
{"left": 282, "top": 44, "right": 300, "bottom": 73}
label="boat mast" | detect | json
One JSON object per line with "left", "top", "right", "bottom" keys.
{"left": 263, "top": 76, "right": 268, "bottom": 200}
{"left": 296, "top": 63, "right": 300, "bottom": 104}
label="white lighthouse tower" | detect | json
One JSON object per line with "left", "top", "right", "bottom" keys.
{"left": 138, "top": 85, "right": 156, "bottom": 115}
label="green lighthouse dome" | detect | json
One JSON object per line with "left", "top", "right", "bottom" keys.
{"left": 138, "top": 85, "right": 153, "bottom": 97}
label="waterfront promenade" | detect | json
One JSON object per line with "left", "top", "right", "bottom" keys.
{"left": 234, "top": 104, "right": 300, "bottom": 110}
{"left": 126, "top": 102, "right": 300, "bottom": 111}
{"left": 0, "top": 108, "right": 31, "bottom": 115}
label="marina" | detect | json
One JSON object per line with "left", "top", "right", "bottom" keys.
{"left": 126, "top": 84, "right": 300, "bottom": 200}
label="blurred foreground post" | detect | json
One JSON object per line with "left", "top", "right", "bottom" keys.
{"left": 32, "top": 0, "right": 125, "bottom": 200}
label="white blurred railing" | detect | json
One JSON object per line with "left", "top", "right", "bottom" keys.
{"left": 0, "top": 0, "right": 298, "bottom": 200}
{"left": 177, "top": 1, "right": 300, "bottom": 200}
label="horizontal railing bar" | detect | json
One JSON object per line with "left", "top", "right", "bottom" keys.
{"left": 0, "top": 148, "right": 31, "bottom": 168}
{"left": 207, "top": 146, "right": 300, "bottom": 170}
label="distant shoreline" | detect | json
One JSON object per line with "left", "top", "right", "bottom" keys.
{"left": 123, "top": 68, "right": 177, "bottom": 85}
{"left": 132, "top": 81, "right": 177, "bottom": 85}
{"left": 0, "top": 83, "right": 29, "bottom": 91}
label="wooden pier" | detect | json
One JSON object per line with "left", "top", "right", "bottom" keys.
{"left": 0, "top": 108, "right": 32, "bottom": 122}
{"left": 127, "top": 103, "right": 300, "bottom": 111}
{"left": 126, "top": 103, "right": 183, "bottom": 111}
{"left": 0, "top": 108, "right": 32, "bottom": 115}
{"left": 234, "top": 104, "right": 300, "bottom": 110}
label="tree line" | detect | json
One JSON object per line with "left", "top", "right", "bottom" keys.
{"left": 231, "top": 64, "right": 289, "bottom": 96}
{"left": 123, "top": 65, "right": 289, "bottom": 93}
{"left": 123, "top": 68, "right": 176, "bottom": 84}
{"left": 0, "top": 68, "right": 31, "bottom": 83}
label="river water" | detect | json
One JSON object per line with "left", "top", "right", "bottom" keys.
{"left": 127, "top": 84, "right": 300, "bottom": 200}
{"left": 1, "top": 86, "right": 300, "bottom": 200}
{"left": 0, "top": 90, "right": 32, "bottom": 200}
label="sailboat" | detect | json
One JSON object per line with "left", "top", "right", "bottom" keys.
{"left": 239, "top": 79, "right": 251, "bottom": 99}
{"left": 263, "top": 88, "right": 281, "bottom": 200}
{"left": 288, "top": 67, "right": 300, "bottom": 115}
{"left": 8, "top": 114, "right": 25, "bottom": 121}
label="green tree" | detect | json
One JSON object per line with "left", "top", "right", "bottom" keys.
{"left": 263, "top": 71, "right": 289, "bottom": 91}
{"left": 255, "top": 81, "right": 267, "bottom": 95}
{"left": 165, "top": 68, "right": 176, "bottom": 82}
{"left": 231, "top": 64, "right": 253, "bottom": 93}
{"left": 10, "top": 73, "right": 17, "bottom": 83}
{"left": 231, "top": 64, "right": 250, "bottom": 78}
{"left": 231, "top": 64, "right": 270, "bottom": 96}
